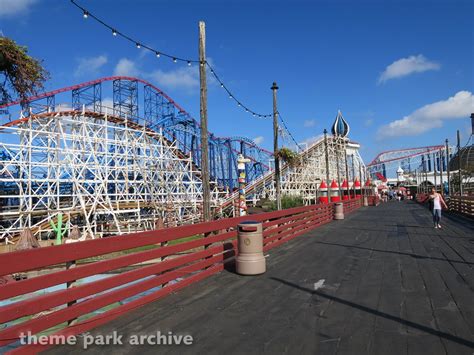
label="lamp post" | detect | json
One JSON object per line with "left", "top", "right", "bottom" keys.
{"left": 445, "top": 139, "right": 450, "bottom": 196}
{"left": 199, "top": 21, "right": 210, "bottom": 221}
{"left": 457, "top": 130, "right": 463, "bottom": 196}
{"left": 271, "top": 82, "right": 281, "bottom": 210}
{"left": 324, "top": 129, "right": 330, "bottom": 185}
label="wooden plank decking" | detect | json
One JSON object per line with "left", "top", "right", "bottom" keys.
{"left": 45, "top": 201, "right": 474, "bottom": 354}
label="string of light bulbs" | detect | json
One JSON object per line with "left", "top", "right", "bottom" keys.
{"left": 70, "top": 0, "right": 271, "bottom": 118}
{"left": 277, "top": 111, "right": 303, "bottom": 151}
{"left": 205, "top": 63, "right": 272, "bottom": 118}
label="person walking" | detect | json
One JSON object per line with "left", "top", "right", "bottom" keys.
{"left": 429, "top": 187, "right": 448, "bottom": 229}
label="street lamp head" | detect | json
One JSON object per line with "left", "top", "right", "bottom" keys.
{"left": 271, "top": 82, "right": 279, "bottom": 91}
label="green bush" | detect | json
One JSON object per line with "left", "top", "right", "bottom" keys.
{"left": 276, "top": 147, "right": 301, "bottom": 167}
{"left": 267, "top": 194, "right": 305, "bottom": 211}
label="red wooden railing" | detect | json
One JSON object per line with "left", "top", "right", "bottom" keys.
{"left": 416, "top": 193, "right": 474, "bottom": 218}
{"left": 342, "top": 198, "right": 363, "bottom": 214}
{"left": 367, "top": 195, "right": 380, "bottom": 206}
{"left": 0, "top": 198, "right": 361, "bottom": 353}
{"left": 447, "top": 196, "right": 474, "bottom": 218}
{"left": 416, "top": 193, "right": 429, "bottom": 203}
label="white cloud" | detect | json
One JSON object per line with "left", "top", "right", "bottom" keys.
{"left": 55, "top": 103, "right": 73, "bottom": 112}
{"left": 299, "top": 134, "right": 324, "bottom": 149}
{"left": 377, "top": 91, "right": 474, "bottom": 138}
{"left": 303, "top": 119, "right": 316, "bottom": 128}
{"left": 101, "top": 97, "right": 114, "bottom": 110}
{"left": 0, "top": 0, "right": 37, "bottom": 17}
{"left": 253, "top": 136, "right": 264, "bottom": 145}
{"left": 74, "top": 55, "right": 108, "bottom": 78}
{"left": 114, "top": 58, "right": 140, "bottom": 77}
{"left": 149, "top": 57, "right": 219, "bottom": 92}
{"left": 149, "top": 66, "right": 199, "bottom": 91}
{"left": 378, "top": 55, "right": 440, "bottom": 84}
{"left": 112, "top": 57, "right": 218, "bottom": 93}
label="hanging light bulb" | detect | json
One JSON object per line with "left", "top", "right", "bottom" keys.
{"left": 229, "top": 95, "right": 233, "bottom": 99}
{"left": 173, "top": 58, "right": 177, "bottom": 63}
{"left": 136, "top": 43, "right": 141, "bottom": 49}
{"left": 83, "top": 11, "right": 89, "bottom": 19}
{"left": 112, "top": 29, "right": 117, "bottom": 36}
{"left": 156, "top": 52, "right": 161, "bottom": 58}
{"left": 238, "top": 103, "right": 241, "bottom": 107}
{"left": 187, "top": 61, "right": 191, "bottom": 66}
{"left": 220, "top": 83, "right": 224, "bottom": 88}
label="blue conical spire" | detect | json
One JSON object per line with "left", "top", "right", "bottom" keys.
{"left": 331, "top": 110, "right": 350, "bottom": 138}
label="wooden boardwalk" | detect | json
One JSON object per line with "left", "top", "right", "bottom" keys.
{"left": 46, "top": 201, "right": 474, "bottom": 354}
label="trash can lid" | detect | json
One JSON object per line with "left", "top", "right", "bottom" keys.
{"left": 238, "top": 221, "right": 261, "bottom": 232}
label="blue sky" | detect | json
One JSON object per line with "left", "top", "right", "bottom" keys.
{"left": 1, "top": 0, "right": 473, "bottom": 161}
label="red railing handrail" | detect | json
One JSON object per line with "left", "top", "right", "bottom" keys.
{"left": 0, "top": 199, "right": 362, "bottom": 351}
{"left": 0, "top": 204, "right": 327, "bottom": 276}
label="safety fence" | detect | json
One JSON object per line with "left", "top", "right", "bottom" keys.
{"left": 447, "top": 196, "right": 474, "bottom": 218}
{"left": 341, "top": 197, "right": 363, "bottom": 214}
{"left": 367, "top": 195, "right": 380, "bottom": 206}
{"left": 0, "top": 198, "right": 361, "bottom": 353}
{"left": 416, "top": 193, "right": 428, "bottom": 203}
{"left": 416, "top": 193, "right": 474, "bottom": 219}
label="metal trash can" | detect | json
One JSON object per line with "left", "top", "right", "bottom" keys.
{"left": 334, "top": 203, "right": 344, "bottom": 220}
{"left": 236, "top": 221, "right": 266, "bottom": 275}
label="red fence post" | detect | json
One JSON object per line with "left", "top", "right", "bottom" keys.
{"left": 66, "top": 259, "right": 77, "bottom": 325}
{"left": 0, "top": 203, "right": 369, "bottom": 351}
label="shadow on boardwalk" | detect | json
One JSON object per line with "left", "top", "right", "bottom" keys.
{"left": 313, "top": 240, "right": 474, "bottom": 266}
{"left": 46, "top": 201, "right": 474, "bottom": 355}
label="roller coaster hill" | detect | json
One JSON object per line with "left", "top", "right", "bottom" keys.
{"left": 366, "top": 143, "right": 472, "bottom": 194}
{"left": 0, "top": 76, "right": 366, "bottom": 245}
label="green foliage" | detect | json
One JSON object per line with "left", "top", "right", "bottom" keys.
{"left": 277, "top": 147, "right": 301, "bottom": 167}
{"left": 281, "top": 195, "right": 305, "bottom": 209}
{"left": 0, "top": 37, "right": 49, "bottom": 104}
{"left": 168, "top": 234, "right": 202, "bottom": 246}
{"left": 267, "top": 194, "right": 305, "bottom": 211}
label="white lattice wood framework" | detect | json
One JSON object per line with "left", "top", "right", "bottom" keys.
{"left": 217, "top": 135, "right": 366, "bottom": 216}
{"left": 0, "top": 109, "right": 225, "bottom": 243}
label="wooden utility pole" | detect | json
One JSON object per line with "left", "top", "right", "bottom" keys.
{"left": 351, "top": 154, "right": 356, "bottom": 197}
{"left": 199, "top": 21, "right": 210, "bottom": 221}
{"left": 439, "top": 148, "right": 443, "bottom": 195}
{"left": 344, "top": 145, "right": 350, "bottom": 198}
{"left": 416, "top": 170, "right": 418, "bottom": 193}
{"left": 271, "top": 82, "right": 281, "bottom": 210}
{"left": 324, "top": 129, "right": 330, "bottom": 185}
{"left": 335, "top": 142, "right": 341, "bottom": 196}
{"left": 457, "top": 130, "right": 463, "bottom": 196}
{"left": 445, "top": 139, "right": 450, "bottom": 195}
{"left": 358, "top": 156, "right": 362, "bottom": 193}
